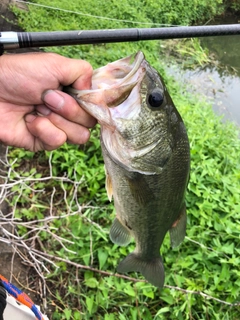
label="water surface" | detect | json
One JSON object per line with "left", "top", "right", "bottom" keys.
{"left": 165, "top": 15, "right": 240, "bottom": 127}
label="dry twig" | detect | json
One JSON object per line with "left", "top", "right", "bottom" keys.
{"left": 0, "top": 149, "right": 239, "bottom": 313}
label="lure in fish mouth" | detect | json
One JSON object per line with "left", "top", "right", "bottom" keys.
{"left": 66, "top": 51, "right": 190, "bottom": 288}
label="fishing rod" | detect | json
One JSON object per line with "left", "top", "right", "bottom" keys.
{"left": 1, "top": 24, "right": 240, "bottom": 54}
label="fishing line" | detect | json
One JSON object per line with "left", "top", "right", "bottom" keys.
{"left": 1, "top": 1, "right": 240, "bottom": 53}
{"left": 15, "top": 0, "right": 182, "bottom": 27}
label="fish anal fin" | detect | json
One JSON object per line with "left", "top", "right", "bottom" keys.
{"left": 169, "top": 204, "right": 187, "bottom": 248}
{"left": 110, "top": 217, "right": 132, "bottom": 246}
{"left": 105, "top": 166, "right": 113, "bottom": 202}
{"left": 117, "top": 252, "right": 165, "bottom": 288}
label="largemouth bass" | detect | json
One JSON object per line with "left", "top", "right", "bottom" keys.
{"left": 67, "top": 52, "right": 190, "bottom": 288}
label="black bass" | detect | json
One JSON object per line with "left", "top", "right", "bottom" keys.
{"left": 67, "top": 52, "right": 190, "bottom": 288}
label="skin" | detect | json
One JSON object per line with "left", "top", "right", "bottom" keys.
{"left": 0, "top": 52, "right": 96, "bottom": 151}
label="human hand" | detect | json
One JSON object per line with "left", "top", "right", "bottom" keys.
{"left": 0, "top": 52, "right": 96, "bottom": 151}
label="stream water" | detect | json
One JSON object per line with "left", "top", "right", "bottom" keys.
{"left": 165, "top": 15, "right": 240, "bottom": 127}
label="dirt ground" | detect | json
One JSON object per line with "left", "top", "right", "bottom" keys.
{"left": 0, "top": 0, "right": 43, "bottom": 306}
{"left": 0, "top": 0, "right": 28, "bottom": 32}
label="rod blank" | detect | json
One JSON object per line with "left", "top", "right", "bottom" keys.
{"left": 1, "top": 24, "right": 240, "bottom": 53}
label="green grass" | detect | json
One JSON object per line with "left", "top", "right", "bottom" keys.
{"left": 6, "top": 1, "right": 240, "bottom": 319}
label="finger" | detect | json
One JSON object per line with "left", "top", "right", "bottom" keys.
{"left": 25, "top": 114, "right": 67, "bottom": 151}
{"left": 0, "top": 53, "right": 93, "bottom": 105}
{"left": 54, "top": 56, "right": 93, "bottom": 89}
{"left": 41, "top": 90, "right": 97, "bottom": 128}
{"left": 30, "top": 107, "right": 91, "bottom": 145}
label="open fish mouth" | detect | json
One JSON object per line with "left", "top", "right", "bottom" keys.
{"left": 91, "top": 51, "right": 145, "bottom": 91}
{"left": 66, "top": 52, "right": 146, "bottom": 125}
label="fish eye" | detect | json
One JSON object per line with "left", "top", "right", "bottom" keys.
{"left": 148, "top": 90, "right": 164, "bottom": 108}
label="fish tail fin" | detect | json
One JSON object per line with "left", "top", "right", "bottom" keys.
{"left": 117, "top": 252, "right": 165, "bottom": 288}
{"left": 169, "top": 204, "right": 187, "bottom": 248}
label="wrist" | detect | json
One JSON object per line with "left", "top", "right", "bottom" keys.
{"left": 0, "top": 54, "right": 11, "bottom": 103}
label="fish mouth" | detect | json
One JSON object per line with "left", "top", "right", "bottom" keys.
{"left": 66, "top": 51, "right": 146, "bottom": 126}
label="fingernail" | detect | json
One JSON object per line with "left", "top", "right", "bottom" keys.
{"left": 42, "top": 90, "right": 65, "bottom": 110}
{"left": 36, "top": 105, "right": 51, "bottom": 116}
{"left": 25, "top": 114, "right": 37, "bottom": 123}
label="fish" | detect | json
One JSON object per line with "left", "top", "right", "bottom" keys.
{"left": 66, "top": 51, "right": 190, "bottom": 288}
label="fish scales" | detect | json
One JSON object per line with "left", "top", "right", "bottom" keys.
{"left": 66, "top": 51, "right": 190, "bottom": 288}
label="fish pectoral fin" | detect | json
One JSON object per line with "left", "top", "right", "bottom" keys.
{"left": 169, "top": 204, "right": 187, "bottom": 248}
{"left": 105, "top": 166, "right": 113, "bottom": 202}
{"left": 117, "top": 253, "right": 165, "bottom": 288}
{"left": 131, "top": 158, "right": 164, "bottom": 175}
{"left": 110, "top": 217, "right": 132, "bottom": 246}
{"left": 126, "top": 174, "right": 155, "bottom": 206}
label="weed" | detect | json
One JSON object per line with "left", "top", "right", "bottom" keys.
{"left": 4, "top": 1, "right": 240, "bottom": 319}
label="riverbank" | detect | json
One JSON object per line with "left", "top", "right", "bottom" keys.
{"left": 161, "top": 11, "right": 240, "bottom": 126}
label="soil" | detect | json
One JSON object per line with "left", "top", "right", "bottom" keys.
{"left": 0, "top": 0, "right": 43, "bottom": 308}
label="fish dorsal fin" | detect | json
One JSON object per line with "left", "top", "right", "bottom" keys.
{"left": 105, "top": 166, "right": 113, "bottom": 202}
{"left": 169, "top": 204, "right": 187, "bottom": 248}
{"left": 110, "top": 217, "right": 132, "bottom": 246}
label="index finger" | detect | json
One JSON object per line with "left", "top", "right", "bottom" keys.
{"left": 54, "top": 56, "right": 93, "bottom": 90}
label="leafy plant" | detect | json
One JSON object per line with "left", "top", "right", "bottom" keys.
{"left": 5, "top": 1, "right": 240, "bottom": 319}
